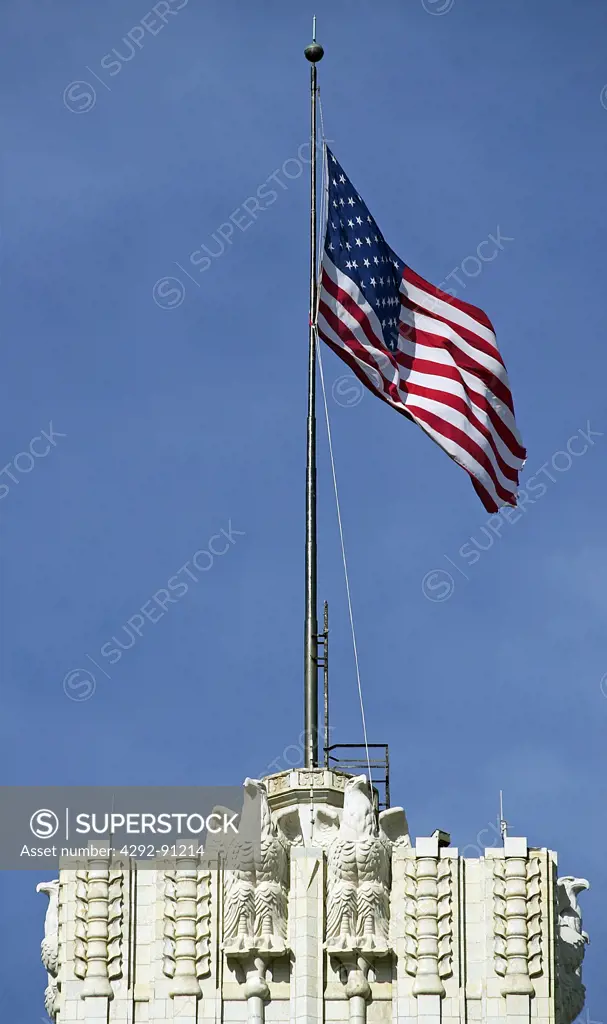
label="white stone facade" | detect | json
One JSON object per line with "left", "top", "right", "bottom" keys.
{"left": 37, "top": 769, "right": 588, "bottom": 1024}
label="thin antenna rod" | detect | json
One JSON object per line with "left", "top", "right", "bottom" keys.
{"left": 499, "top": 789, "right": 508, "bottom": 841}
{"left": 323, "top": 601, "right": 329, "bottom": 766}
{"left": 303, "top": 23, "right": 324, "bottom": 769}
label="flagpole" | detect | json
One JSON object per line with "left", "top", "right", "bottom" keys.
{"left": 303, "top": 20, "right": 324, "bottom": 769}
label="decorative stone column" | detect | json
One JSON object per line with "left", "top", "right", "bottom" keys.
{"left": 74, "top": 857, "right": 123, "bottom": 1000}
{"left": 494, "top": 837, "right": 535, "bottom": 998}
{"left": 163, "top": 859, "right": 211, "bottom": 997}
{"left": 404, "top": 836, "right": 453, "bottom": 999}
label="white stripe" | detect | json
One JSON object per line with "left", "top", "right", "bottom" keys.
{"left": 399, "top": 391, "right": 518, "bottom": 495}
{"left": 399, "top": 367, "right": 523, "bottom": 472}
{"left": 403, "top": 407, "right": 505, "bottom": 509}
{"left": 317, "top": 311, "right": 406, "bottom": 409}
{"left": 401, "top": 276, "right": 497, "bottom": 348}
{"left": 322, "top": 257, "right": 393, "bottom": 355}
{"left": 319, "top": 254, "right": 522, "bottom": 509}
{"left": 318, "top": 312, "right": 509, "bottom": 507}
{"left": 399, "top": 302, "right": 507, "bottom": 384}
{"left": 397, "top": 333, "right": 523, "bottom": 447}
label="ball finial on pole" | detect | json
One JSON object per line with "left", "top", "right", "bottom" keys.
{"left": 304, "top": 15, "right": 324, "bottom": 62}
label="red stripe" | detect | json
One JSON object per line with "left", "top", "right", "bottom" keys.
{"left": 398, "top": 380, "right": 519, "bottom": 485}
{"left": 405, "top": 402, "right": 516, "bottom": 506}
{"left": 471, "top": 476, "right": 500, "bottom": 514}
{"left": 318, "top": 257, "right": 524, "bottom": 511}
{"left": 319, "top": 301, "right": 521, "bottom": 497}
{"left": 397, "top": 309, "right": 515, "bottom": 416}
{"left": 403, "top": 265, "right": 495, "bottom": 333}
{"left": 318, "top": 299, "right": 403, "bottom": 409}
{"left": 317, "top": 326, "right": 413, "bottom": 422}
{"left": 393, "top": 348, "right": 526, "bottom": 460}
{"left": 319, "top": 317, "right": 519, "bottom": 508}
{"left": 322, "top": 280, "right": 525, "bottom": 464}
{"left": 320, "top": 284, "right": 524, "bottom": 486}
{"left": 321, "top": 269, "right": 384, "bottom": 355}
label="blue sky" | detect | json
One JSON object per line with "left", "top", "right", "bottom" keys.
{"left": 1, "top": 0, "right": 606, "bottom": 1017}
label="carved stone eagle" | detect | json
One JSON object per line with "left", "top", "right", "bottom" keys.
{"left": 325, "top": 775, "right": 408, "bottom": 951}
{"left": 555, "top": 876, "right": 589, "bottom": 1024}
{"left": 37, "top": 879, "right": 60, "bottom": 1019}
{"left": 222, "top": 778, "right": 289, "bottom": 952}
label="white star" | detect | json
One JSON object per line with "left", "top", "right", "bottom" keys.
{"left": 330, "top": 154, "right": 337, "bottom": 163}
{"left": 373, "top": 256, "right": 379, "bottom": 265}
{"left": 370, "top": 277, "right": 376, "bottom": 285}
{"left": 332, "top": 200, "right": 338, "bottom": 208}
{"left": 345, "top": 241, "right": 352, "bottom": 250}
{"left": 352, "top": 260, "right": 358, "bottom": 268}
{"left": 355, "top": 238, "right": 363, "bottom": 247}
{"left": 339, "top": 198, "right": 345, "bottom": 206}
{"left": 355, "top": 216, "right": 363, "bottom": 225}
{"left": 365, "top": 237, "right": 372, "bottom": 245}
{"left": 332, "top": 178, "right": 338, "bottom": 186}
{"left": 347, "top": 219, "right": 355, "bottom": 228}
{"left": 339, "top": 174, "right": 346, "bottom": 183}
{"left": 380, "top": 277, "right": 384, "bottom": 285}
{"left": 363, "top": 258, "right": 370, "bottom": 267}
{"left": 347, "top": 196, "right": 355, "bottom": 206}
{"left": 345, "top": 260, "right": 353, "bottom": 269}
{"left": 367, "top": 215, "right": 373, "bottom": 223}
{"left": 328, "top": 242, "right": 334, "bottom": 251}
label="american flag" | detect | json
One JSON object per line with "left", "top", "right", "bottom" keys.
{"left": 317, "top": 147, "right": 526, "bottom": 512}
